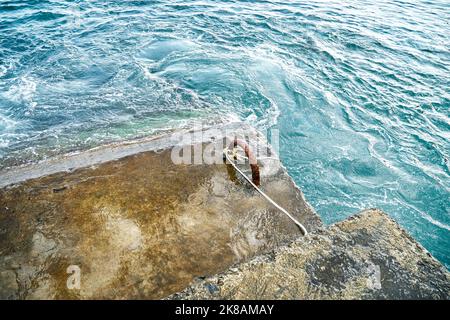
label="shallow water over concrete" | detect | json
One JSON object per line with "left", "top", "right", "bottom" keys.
{"left": 0, "top": 134, "right": 320, "bottom": 299}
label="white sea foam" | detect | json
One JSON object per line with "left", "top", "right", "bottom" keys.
{"left": 4, "top": 76, "right": 38, "bottom": 112}
{"left": 0, "top": 113, "right": 17, "bottom": 131}
{"left": 0, "top": 136, "right": 8, "bottom": 148}
{"left": 0, "top": 65, "right": 7, "bottom": 77}
{"left": 0, "top": 114, "right": 18, "bottom": 149}
{"left": 423, "top": 214, "right": 450, "bottom": 232}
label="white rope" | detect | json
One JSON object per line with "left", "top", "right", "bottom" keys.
{"left": 224, "top": 148, "right": 308, "bottom": 236}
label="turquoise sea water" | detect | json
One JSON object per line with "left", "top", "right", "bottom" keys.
{"left": 0, "top": 0, "right": 449, "bottom": 268}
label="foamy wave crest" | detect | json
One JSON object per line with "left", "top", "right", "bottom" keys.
{"left": 4, "top": 76, "right": 38, "bottom": 113}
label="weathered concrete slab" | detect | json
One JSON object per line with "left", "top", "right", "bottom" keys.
{"left": 0, "top": 125, "right": 320, "bottom": 299}
{"left": 169, "top": 209, "right": 450, "bottom": 300}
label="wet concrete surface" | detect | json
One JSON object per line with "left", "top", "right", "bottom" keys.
{"left": 0, "top": 129, "right": 321, "bottom": 299}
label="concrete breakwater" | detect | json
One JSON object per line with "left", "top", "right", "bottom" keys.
{"left": 0, "top": 123, "right": 448, "bottom": 299}
{"left": 0, "top": 124, "right": 320, "bottom": 299}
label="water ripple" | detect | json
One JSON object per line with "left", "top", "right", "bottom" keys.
{"left": 0, "top": 0, "right": 449, "bottom": 268}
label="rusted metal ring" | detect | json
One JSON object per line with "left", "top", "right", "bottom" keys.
{"left": 227, "top": 137, "right": 260, "bottom": 186}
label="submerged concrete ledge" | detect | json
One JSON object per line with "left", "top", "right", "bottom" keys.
{"left": 0, "top": 122, "right": 248, "bottom": 188}
{"left": 169, "top": 209, "right": 450, "bottom": 300}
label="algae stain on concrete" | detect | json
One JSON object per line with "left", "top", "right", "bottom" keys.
{"left": 0, "top": 143, "right": 319, "bottom": 299}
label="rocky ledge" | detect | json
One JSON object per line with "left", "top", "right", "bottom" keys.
{"left": 169, "top": 209, "right": 450, "bottom": 300}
